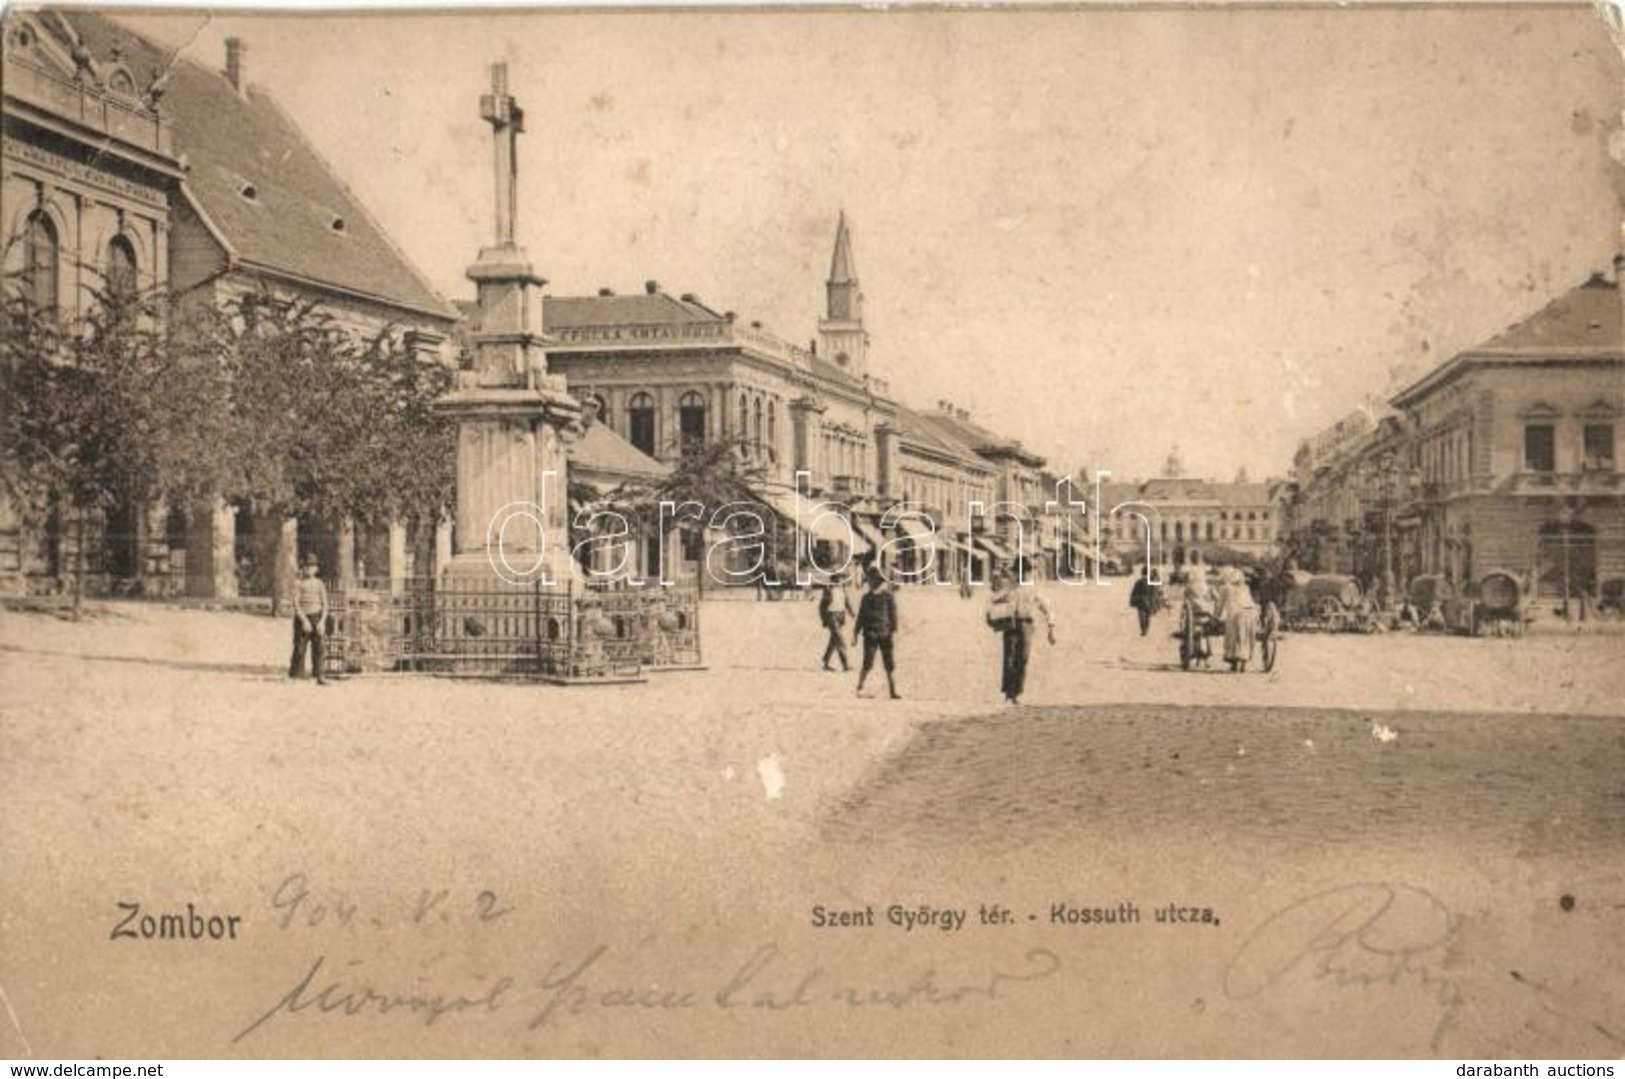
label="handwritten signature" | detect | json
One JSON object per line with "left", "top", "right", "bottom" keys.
{"left": 232, "top": 943, "right": 1062, "bottom": 1044}
{"left": 1224, "top": 882, "right": 1462, "bottom": 1050}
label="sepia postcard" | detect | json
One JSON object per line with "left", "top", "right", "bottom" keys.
{"left": 1, "top": 0, "right": 1623, "bottom": 1061}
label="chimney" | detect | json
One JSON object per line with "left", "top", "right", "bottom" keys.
{"left": 225, "top": 37, "right": 247, "bottom": 96}
{"left": 597, "top": 287, "right": 614, "bottom": 296}
{"left": 1614, "top": 252, "right": 1624, "bottom": 285}
{"left": 644, "top": 279, "right": 659, "bottom": 295}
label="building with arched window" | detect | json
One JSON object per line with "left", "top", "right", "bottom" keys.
{"left": 2, "top": 11, "right": 459, "bottom": 599}
{"left": 1093, "top": 448, "right": 1286, "bottom": 575}
{"left": 1387, "top": 265, "right": 1624, "bottom": 610}
{"left": 543, "top": 217, "right": 1064, "bottom": 584}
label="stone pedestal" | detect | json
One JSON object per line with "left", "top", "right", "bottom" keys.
{"left": 433, "top": 241, "right": 583, "bottom": 590}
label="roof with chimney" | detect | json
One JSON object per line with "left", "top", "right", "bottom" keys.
{"left": 52, "top": 10, "right": 457, "bottom": 323}
{"left": 919, "top": 406, "right": 1046, "bottom": 468}
{"left": 892, "top": 405, "right": 996, "bottom": 471}
{"left": 543, "top": 290, "right": 726, "bottom": 330}
{"left": 1470, "top": 270, "right": 1622, "bottom": 356}
{"left": 1392, "top": 267, "right": 1623, "bottom": 407}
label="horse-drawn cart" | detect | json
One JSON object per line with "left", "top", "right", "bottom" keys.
{"left": 1280, "top": 573, "right": 1378, "bottom": 633}
{"left": 1176, "top": 594, "right": 1280, "bottom": 672}
{"left": 1406, "top": 574, "right": 1476, "bottom": 635}
{"left": 1472, "top": 569, "right": 1529, "bottom": 637}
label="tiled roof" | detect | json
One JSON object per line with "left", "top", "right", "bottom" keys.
{"left": 808, "top": 354, "right": 865, "bottom": 389}
{"left": 1473, "top": 273, "right": 1623, "bottom": 355}
{"left": 566, "top": 420, "right": 668, "bottom": 481}
{"left": 1205, "top": 482, "right": 1273, "bottom": 503}
{"left": 920, "top": 410, "right": 1045, "bottom": 466}
{"left": 544, "top": 292, "right": 725, "bottom": 329}
{"left": 60, "top": 11, "right": 457, "bottom": 322}
{"left": 893, "top": 406, "right": 993, "bottom": 470}
{"left": 1103, "top": 479, "right": 1274, "bottom": 505}
{"left": 1393, "top": 270, "right": 1624, "bottom": 407}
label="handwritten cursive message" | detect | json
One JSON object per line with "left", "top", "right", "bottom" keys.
{"left": 232, "top": 943, "right": 1062, "bottom": 1045}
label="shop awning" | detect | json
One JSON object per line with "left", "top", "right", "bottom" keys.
{"left": 851, "top": 517, "right": 887, "bottom": 552}
{"left": 759, "top": 490, "right": 857, "bottom": 545}
{"left": 1058, "top": 541, "right": 1117, "bottom": 570}
{"left": 893, "top": 515, "right": 932, "bottom": 541}
{"left": 973, "top": 534, "right": 1016, "bottom": 562}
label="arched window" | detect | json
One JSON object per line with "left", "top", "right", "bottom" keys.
{"left": 21, "top": 211, "right": 59, "bottom": 310}
{"left": 628, "top": 392, "right": 656, "bottom": 456}
{"left": 753, "top": 398, "right": 764, "bottom": 450}
{"left": 106, "top": 235, "right": 138, "bottom": 300}
{"left": 678, "top": 391, "right": 706, "bottom": 451}
{"left": 738, "top": 394, "right": 749, "bottom": 445}
{"left": 767, "top": 401, "right": 777, "bottom": 457}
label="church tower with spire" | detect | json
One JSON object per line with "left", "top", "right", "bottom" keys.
{"left": 818, "top": 212, "right": 869, "bottom": 376}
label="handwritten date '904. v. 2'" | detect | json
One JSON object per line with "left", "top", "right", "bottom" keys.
{"left": 270, "top": 873, "right": 514, "bottom": 932}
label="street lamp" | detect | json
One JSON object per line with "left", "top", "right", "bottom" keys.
{"left": 1373, "top": 452, "right": 1422, "bottom": 610}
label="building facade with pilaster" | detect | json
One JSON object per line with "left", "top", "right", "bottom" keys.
{"left": 1388, "top": 265, "right": 1624, "bottom": 607}
{"left": 1, "top": 11, "right": 459, "bottom": 599}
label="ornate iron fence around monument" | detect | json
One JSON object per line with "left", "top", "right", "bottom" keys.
{"left": 324, "top": 577, "right": 701, "bottom": 682}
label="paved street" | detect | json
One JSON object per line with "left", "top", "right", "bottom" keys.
{"left": 2, "top": 583, "right": 1622, "bottom": 1059}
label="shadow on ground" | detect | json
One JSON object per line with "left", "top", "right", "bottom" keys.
{"left": 823, "top": 703, "right": 1625, "bottom": 855}
{"left": 0, "top": 642, "right": 281, "bottom": 679}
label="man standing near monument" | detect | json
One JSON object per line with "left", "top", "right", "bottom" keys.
{"left": 289, "top": 553, "right": 329, "bottom": 685}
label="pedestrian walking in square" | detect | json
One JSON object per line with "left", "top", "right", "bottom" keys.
{"left": 288, "top": 552, "right": 329, "bottom": 685}
{"left": 1129, "top": 566, "right": 1159, "bottom": 636}
{"left": 986, "top": 568, "right": 1055, "bottom": 704}
{"left": 852, "top": 565, "right": 900, "bottom": 699}
{"left": 818, "top": 576, "right": 854, "bottom": 671}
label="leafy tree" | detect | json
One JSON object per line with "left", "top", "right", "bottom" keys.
{"left": 612, "top": 438, "right": 796, "bottom": 589}
{"left": 2, "top": 278, "right": 457, "bottom": 613}
{"left": 1, "top": 285, "right": 230, "bottom": 616}
{"left": 211, "top": 288, "right": 456, "bottom": 603}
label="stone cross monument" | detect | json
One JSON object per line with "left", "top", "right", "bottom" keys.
{"left": 435, "top": 62, "right": 582, "bottom": 587}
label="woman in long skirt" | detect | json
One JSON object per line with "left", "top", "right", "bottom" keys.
{"left": 1215, "top": 566, "right": 1258, "bottom": 672}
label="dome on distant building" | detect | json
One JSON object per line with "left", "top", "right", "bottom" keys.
{"left": 1163, "top": 445, "right": 1185, "bottom": 479}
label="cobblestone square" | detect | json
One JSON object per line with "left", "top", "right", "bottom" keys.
{"left": 2, "top": 587, "right": 1621, "bottom": 1057}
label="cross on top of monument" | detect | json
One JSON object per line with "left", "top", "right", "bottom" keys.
{"left": 479, "top": 62, "right": 525, "bottom": 247}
